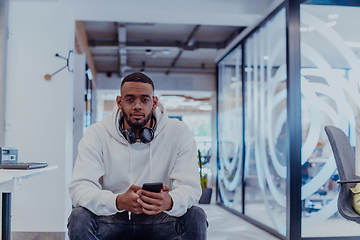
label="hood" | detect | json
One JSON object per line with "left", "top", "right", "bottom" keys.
{"left": 102, "top": 102, "right": 169, "bottom": 144}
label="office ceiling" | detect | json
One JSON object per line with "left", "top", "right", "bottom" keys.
{"left": 74, "top": 0, "right": 278, "bottom": 114}
{"left": 76, "top": 0, "right": 279, "bottom": 77}
{"left": 83, "top": 21, "right": 244, "bottom": 76}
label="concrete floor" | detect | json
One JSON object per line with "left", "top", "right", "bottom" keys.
{"left": 200, "top": 204, "right": 280, "bottom": 240}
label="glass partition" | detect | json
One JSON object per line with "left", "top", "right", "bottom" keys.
{"left": 217, "top": 46, "right": 243, "bottom": 212}
{"left": 217, "top": 1, "right": 360, "bottom": 239}
{"left": 243, "top": 8, "right": 287, "bottom": 236}
{"left": 217, "top": 7, "right": 287, "bottom": 237}
{"left": 300, "top": 3, "right": 360, "bottom": 238}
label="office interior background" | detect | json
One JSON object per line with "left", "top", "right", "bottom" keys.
{"left": 1, "top": 0, "right": 360, "bottom": 239}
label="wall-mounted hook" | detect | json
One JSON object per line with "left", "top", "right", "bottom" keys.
{"left": 44, "top": 50, "right": 74, "bottom": 81}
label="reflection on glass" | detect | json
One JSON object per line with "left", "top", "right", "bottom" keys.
{"left": 243, "top": 8, "right": 287, "bottom": 236}
{"left": 218, "top": 46, "right": 243, "bottom": 212}
{"left": 300, "top": 4, "right": 360, "bottom": 238}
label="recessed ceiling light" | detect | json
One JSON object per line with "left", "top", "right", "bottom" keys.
{"left": 328, "top": 14, "right": 338, "bottom": 19}
{"left": 245, "top": 67, "right": 253, "bottom": 72}
{"left": 307, "top": 26, "right": 315, "bottom": 32}
{"left": 326, "top": 21, "right": 337, "bottom": 27}
{"left": 263, "top": 56, "right": 269, "bottom": 60}
{"left": 300, "top": 27, "right": 308, "bottom": 32}
{"left": 162, "top": 49, "right": 170, "bottom": 55}
{"left": 145, "top": 49, "right": 152, "bottom": 55}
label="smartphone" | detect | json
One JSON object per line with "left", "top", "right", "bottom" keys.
{"left": 142, "top": 182, "right": 163, "bottom": 193}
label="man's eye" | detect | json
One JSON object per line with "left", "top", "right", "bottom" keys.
{"left": 141, "top": 99, "right": 150, "bottom": 103}
{"left": 125, "top": 99, "right": 134, "bottom": 102}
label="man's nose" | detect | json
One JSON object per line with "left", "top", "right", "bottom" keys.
{"left": 133, "top": 100, "right": 142, "bottom": 108}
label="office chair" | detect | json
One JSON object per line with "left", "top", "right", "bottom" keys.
{"left": 324, "top": 125, "right": 360, "bottom": 223}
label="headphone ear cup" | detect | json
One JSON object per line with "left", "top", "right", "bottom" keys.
{"left": 139, "top": 127, "right": 154, "bottom": 143}
{"left": 119, "top": 118, "right": 137, "bottom": 144}
{"left": 125, "top": 129, "right": 137, "bottom": 144}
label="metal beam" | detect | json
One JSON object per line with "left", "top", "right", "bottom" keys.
{"left": 100, "top": 65, "right": 216, "bottom": 74}
{"left": 166, "top": 25, "right": 200, "bottom": 75}
{"left": 117, "top": 23, "right": 127, "bottom": 78}
{"left": 88, "top": 40, "right": 227, "bottom": 50}
{"left": 286, "top": 0, "right": 302, "bottom": 239}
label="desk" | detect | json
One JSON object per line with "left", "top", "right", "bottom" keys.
{"left": 0, "top": 165, "right": 58, "bottom": 240}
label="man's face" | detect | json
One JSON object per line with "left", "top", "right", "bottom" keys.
{"left": 117, "top": 82, "right": 158, "bottom": 130}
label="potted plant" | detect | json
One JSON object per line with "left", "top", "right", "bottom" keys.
{"left": 198, "top": 149, "right": 212, "bottom": 204}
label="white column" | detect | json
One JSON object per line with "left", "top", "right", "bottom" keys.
{"left": 5, "top": 1, "right": 73, "bottom": 233}
{"left": 73, "top": 53, "right": 86, "bottom": 166}
{"left": 0, "top": 0, "right": 9, "bottom": 147}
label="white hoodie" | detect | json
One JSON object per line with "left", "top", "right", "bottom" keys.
{"left": 69, "top": 102, "right": 201, "bottom": 217}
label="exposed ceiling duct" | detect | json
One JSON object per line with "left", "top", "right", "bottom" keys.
{"left": 84, "top": 21, "right": 245, "bottom": 75}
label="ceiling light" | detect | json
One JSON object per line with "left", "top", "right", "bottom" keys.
{"left": 326, "top": 21, "right": 337, "bottom": 27}
{"left": 307, "top": 26, "right": 315, "bottom": 32}
{"left": 245, "top": 67, "right": 253, "bottom": 72}
{"left": 145, "top": 49, "right": 152, "bottom": 55}
{"left": 300, "top": 27, "right": 308, "bottom": 32}
{"left": 199, "top": 105, "right": 212, "bottom": 111}
{"left": 162, "top": 49, "right": 170, "bottom": 55}
{"left": 328, "top": 14, "right": 338, "bottom": 19}
{"left": 263, "top": 56, "right": 269, "bottom": 60}
{"left": 178, "top": 102, "right": 201, "bottom": 106}
{"left": 345, "top": 41, "right": 360, "bottom": 48}
{"left": 187, "top": 39, "right": 195, "bottom": 47}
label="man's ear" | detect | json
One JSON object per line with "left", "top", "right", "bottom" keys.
{"left": 116, "top": 96, "right": 123, "bottom": 110}
{"left": 152, "top": 96, "right": 158, "bottom": 110}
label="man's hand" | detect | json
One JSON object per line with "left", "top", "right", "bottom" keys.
{"left": 116, "top": 185, "right": 142, "bottom": 214}
{"left": 137, "top": 184, "right": 173, "bottom": 215}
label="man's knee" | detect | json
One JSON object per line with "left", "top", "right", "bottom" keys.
{"left": 177, "top": 206, "right": 208, "bottom": 240}
{"left": 184, "top": 206, "right": 207, "bottom": 222}
{"left": 180, "top": 206, "right": 208, "bottom": 228}
{"left": 68, "top": 207, "right": 96, "bottom": 230}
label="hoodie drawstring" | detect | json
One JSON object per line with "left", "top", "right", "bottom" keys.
{"left": 149, "top": 143, "right": 153, "bottom": 182}
{"left": 127, "top": 141, "right": 153, "bottom": 220}
{"left": 128, "top": 144, "right": 133, "bottom": 220}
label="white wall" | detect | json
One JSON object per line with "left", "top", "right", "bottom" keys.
{"left": 5, "top": 1, "right": 74, "bottom": 233}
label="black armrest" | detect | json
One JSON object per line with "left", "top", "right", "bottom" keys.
{"left": 337, "top": 179, "right": 360, "bottom": 184}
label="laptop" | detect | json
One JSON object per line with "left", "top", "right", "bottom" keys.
{"left": 0, "top": 162, "right": 49, "bottom": 170}
{"left": 0, "top": 147, "right": 48, "bottom": 170}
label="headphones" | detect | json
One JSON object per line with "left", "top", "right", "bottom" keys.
{"left": 119, "top": 117, "right": 156, "bottom": 144}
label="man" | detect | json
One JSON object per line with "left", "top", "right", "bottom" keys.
{"left": 68, "top": 72, "right": 208, "bottom": 240}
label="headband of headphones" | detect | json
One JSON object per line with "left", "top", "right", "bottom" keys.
{"left": 119, "top": 116, "right": 156, "bottom": 144}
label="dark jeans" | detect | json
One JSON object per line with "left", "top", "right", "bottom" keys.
{"left": 67, "top": 206, "right": 208, "bottom": 240}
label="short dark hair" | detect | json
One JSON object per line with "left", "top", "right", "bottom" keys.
{"left": 121, "top": 72, "right": 154, "bottom": 90}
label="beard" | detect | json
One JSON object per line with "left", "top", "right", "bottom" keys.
{"left": 123, "top": 110, "right": 153, "bottom": 130}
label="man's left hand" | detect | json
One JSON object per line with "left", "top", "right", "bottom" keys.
{"left": 137, "top": 184, "right": 173, "bottom": 215}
